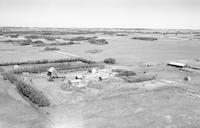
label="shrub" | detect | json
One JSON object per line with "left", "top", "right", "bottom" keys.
{"left": 119, "top": 71, "right": 136, "bottom": 76}
{"left": 0, "top": 58, "right": 96, "bottom": 66}
{"left": 131, "top": 37, "right": 157, "bottom": 41}
{"left": 44, "top": 36, "right": 56, "bottom": 41}
{"left": 113, "top": 69, "right": 136, "bottom": 76}
{"left": 70, "top": 36, "right": 95, "bottom": 41}
{"left": 20, "top": 39, "right": 32, "bottom": 45}
{"left": 10, "top": 34, "right": 19, "bottom": 38}
{"left": 121, "top": 75, "right": 156, "bottom": 83}
{"left": 88, "top": 39, "right": 108, "bottom": 45}
{"left": 104, "top": 58, "right": 116, "bottom": 64}
{"left": 85, "top": 49, "right": 103, "bottom": 53}
{"left": 116, "top": 34, "right": 127, "bottom": 36}
{"left": 25, "top": 35, "right": 40, "bottom": 39}
{"left": 44, "top": 47, "right": 60, "bottom": 51}
{"left": 12, "top": 62, "right": 101, "bottom": 74}
{"left": 32, "top": 40, "right": 45, "bottom": 47}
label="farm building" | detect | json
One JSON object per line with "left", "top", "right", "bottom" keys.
{"left": 184, "top": 76, "right": 191, "bottom": 81}
{"left": 99, "top": 76, "right": 108, "bottom": 81}
{"left": 13, "top": 65, "right": 20, "bottom": 70}
{"left": 68, "top": 79, "right": 85, "bottom": 87}
{"left": 75, "top": 74, "right": 83, "bottom": 79}
{"left": 47, "top": 67, "right": 58, "bottom": 78}
{"left": 167, "top": 62, "right": 187, "bottom": 68}
{"left": 88, "top": 68, "right": 99, "bottom": 74}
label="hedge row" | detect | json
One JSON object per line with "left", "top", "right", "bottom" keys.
{"left": 13, "top": 63, "right": 102, "bottom": 74}
{"left": 113, "top": 69, "right": 136, "bottom": 76}
{"left": 131, "top": 37, "right": 157, "bottom": 41}
{"left": 44, "top": 47, "right": 60, "bottom": 51}
{"left": 104, "top": 58, "right": 116, "bottom": 64}
{"left": 88, "top": 39, "right": 108, "bottom": 45}
{"left": 2, "top": 72, "right": 50, "bottom": 107}
{"left": 121, "top": 75, "right": 156, "bottom": 83}
{"left": 0, "top": 58, "right": 96, "bottom": 66}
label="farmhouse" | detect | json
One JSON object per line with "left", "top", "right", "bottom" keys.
{"left": 167, "top": 62, "right": 187, "bottom": 68}
{"left": 47, "top": 67, "right": 58, "bottom": 78}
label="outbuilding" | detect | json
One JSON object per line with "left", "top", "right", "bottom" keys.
{"left": 75, "top": 74, "right": 83, "bottom": 79}
{"left": 68, "top": 79, "right": 85, "bottom": 87}
{"left": 184, "top": 76, "right": 191, "bottom": 81}
{"left": 167, "top": 62, "right": 187, "bottom": 68}
{"left": 88, "top": 68, "right": 99, "bottom": 74}
{"left": 13, "top": 65, "right": 20, "bottom": 70}
{"left": 47, "top": 67, "right": 58, "bottom": 78}
{"left": 99, "top": 76, "right": 108, "bottom": 81}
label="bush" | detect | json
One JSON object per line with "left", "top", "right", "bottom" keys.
{"left": 112, "top": 69, "right": 136, "bottom": 76}
{"left": 12, "top": 62, "right": 101, "bottom": 74}
{"left": 20, "top": 39, "right": 32, "bottom": 45}
{"left": 116, "top": 34, "right": 127, "bottom": 36}
{"left": 104, "top": 58, "right": 116, "bottom": 64}
{"left": 25, "top": 35, "right": 40, "bottom": 39}
{"left": 121, "top": 75, "right": 156, "bottom": 83}
{"left": 32, "top": 40, "right": 45, "bottom": 47}
{"left": 85, "top": 49, "right": 103, "bottom": 53}
{"left": 70, "top": 36, "right": 95, "bottom": 41}
{"left": 0, "top": 58, "right": 96, "bottom": 66}
{"left": 10, "top": 34, "right": 19, "bottom": 38}
{"left": 2, "top": 72, "right": 50, "bottom": 107}
{"left": 88, "top": 39, "right": 108, "bottom": 45}
{"left": 131, "top": 37, "right": 157, "bottom": 41}
{"left": 49, "top": 42, "right": 74, "bottom": 46}
{"left": 44, "top": 47, "right": 60, "bottom": 51}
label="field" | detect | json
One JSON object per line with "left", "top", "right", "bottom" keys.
{"left": 1, "top": 27, "right": 200, "bottom": 128}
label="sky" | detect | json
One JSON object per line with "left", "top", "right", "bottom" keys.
{"left": 0, "top": 0, "right": 200, "bottom": 29}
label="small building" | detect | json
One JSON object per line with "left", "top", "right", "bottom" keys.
{"left": 167, "top": 62, "right": 187, "bottom": 68}
{"left": 47, "top": 67, "right": 58, "bottom": 78}
{"left": 13, "top": 65, "right": 20, "bottom": 70}
{"left": 88, "top": 68, "right": 99, "bottom": 74}
{"left": 184, "top": 76, "right": 191, "bottom": 81}
{"left": 75, "top": 74, "right": 83, "bottom": 79}
{"left": 99, "top": 76, "right": 108, "bottom": 81}
{"left": 68, "top": 79, "right": 85, "bottom": 87}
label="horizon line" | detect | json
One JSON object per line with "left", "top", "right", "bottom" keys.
{"left": 0, "top": 26, "right": 200, "bottom": 30}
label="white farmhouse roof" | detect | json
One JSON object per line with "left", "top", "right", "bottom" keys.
{"left": 48, "top": 67, "right": 56, "bottom": 72}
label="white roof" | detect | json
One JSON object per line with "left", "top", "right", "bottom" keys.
{"left": 168, "top": 62, "right": 186, "bottom": 67}
{"left": 69, "top": 79, "right": 82, "bottom": 83}
{"left": 48, "top": 67, "right": 56, "bottom": 72}
{"left": 76, "top": 74, "right": 83, "bottom": 78}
